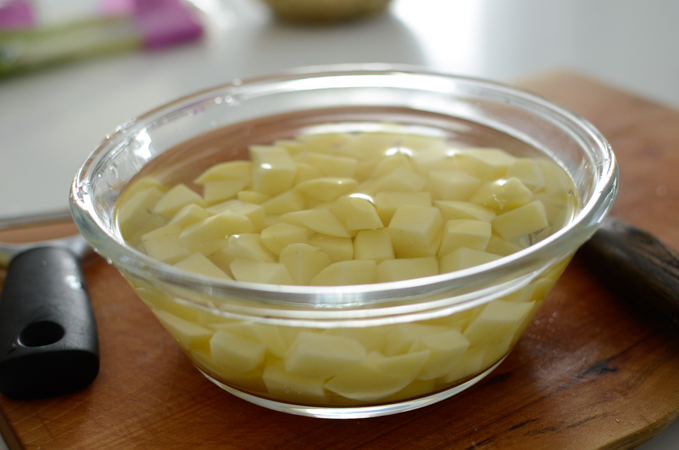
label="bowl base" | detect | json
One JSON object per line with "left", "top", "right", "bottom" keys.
{"left": 198, "top": 357, "right": 506, "bottom": 419}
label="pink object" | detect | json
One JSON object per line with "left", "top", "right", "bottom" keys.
{"left": 0, "top": 0, "right": 34, "bottom": 29}
{"left": 134, "top": 0, "right": 203, "bottom": 49}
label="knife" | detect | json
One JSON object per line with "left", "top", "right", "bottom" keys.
{"left": 0, "top": 214, "right": 99, "bottom": 400}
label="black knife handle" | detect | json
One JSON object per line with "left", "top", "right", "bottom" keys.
{"left": 0, "top": 246, "right": 99, "bottom": 399}
{"left": 583, "top": 217, "right": 679, "bottom": 330}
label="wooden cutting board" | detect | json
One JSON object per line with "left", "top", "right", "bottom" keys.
{"left": 1, "top": 71, "right": 678, "bottom": 450}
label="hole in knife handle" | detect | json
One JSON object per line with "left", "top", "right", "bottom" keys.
{"left": 19, "top": 321, "right": 65, "bottom": 347}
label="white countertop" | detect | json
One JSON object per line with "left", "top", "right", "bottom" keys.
{"left": 1, "top": 0, "right": 678, "bottom": 447}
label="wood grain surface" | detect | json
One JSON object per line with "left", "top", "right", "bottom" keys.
{"left": 1, "top": 71, "right": 678, "bottom": 450}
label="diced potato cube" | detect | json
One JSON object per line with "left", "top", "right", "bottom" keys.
{"left": 284, "top": 331, "right": 367, "bottom": 378}
{"left": 279, "top": 243, "right": 332, "bottom": 285}
{"left": 442, "top": 347, "right": 486, "bottom": 383}
{"left": 353, "top": 228, "right": 395, "bottom": 263}
{"left": 261, "top": 189, "right": 305, "bottom": 215}
{"left": 279, "top": 209, "right": 350, "bottom": 238}
{"left": 141, "top": 224, "right": 191, "bottom": 264}
{"left": 439, "top": 247, "right": 501, "bottom": 273}
{"left": 179, "top": 213, "right": 254, "bottom": 255}
{"left": 485, "top": 236, "right": 525, "bottom": 257}
{"left": 230, "top": 259, "right": 293, "bottom": 284}
{"left": 374, "top": 350, "right": 431, "bottom": 380}
{"left": 371, "top": 167, "right": 428, "bottom": 193}
{"left": 324, "top": 352, "right": 413, "bottom": 402}
{"left": 311, "top": 260, "right": 376, "bottom": 286}
{"left": 469, "top": 177, "right": 533, "bottom": 211}
{"left": 383, "top": 323, "right": 451, "bottom": 356}
{"left": 296, "top": 132, "right": 352, "bottom": 151}
{"left": 174, "top": 252, "right": 232, "bottom": 280}
{"left": 152, "top": 184, "right": 205, "bottom": 220}
{"left": 206, "top": 199, "right": 266, "bottom": 231}
{"left": 388, "top": 205, "right": 443, "bottom": 258}
{"left": 208, "top": 321, "right": 289, "bottom": 359}
{"left": 191, "top": 348, "right": 266, "bottom": 393}
{"left": 260, "top": 222, "right": 309, "bottom": 255}
{"left": 168, "top": 203, "right": 209, "bottom": 228}
{"left": 491, "top": 201, "right": 549, "bottom": 240}
{"left": 210, "top": 330, "right": 266, "bottom": 373}
{"left": 250, "top": 145, "right": 297, "bottom": 195}
{"left": 293, "top": 162, "right": 323, "bottom": 184}
{"left": 194, "top": 160, "right": 252, "bottom": 184}
{"left": 438, "top": 219, "right": 492, "bottom": 256}
{"left": 136, "top": 286, "right": 199, "bottom": 322}
{"left": 535, "top": 158, "right": 573, "bottom": 198}
{"left": 324, "top": 327, "right": 390, "bottom": 353}
{"left": 153, "top": 310, "right": 213, "bottom": 350}
{"left": 376, "top": 257, "right": 438, "bottom": 283}
{"left": 435, "top": 200, "right": 496, "bottom": 222}
{"left": 428, "top": 170, "right": 482, "bottom": 201}
{"left": 309, "top": 234, "right": 354, "bottom": 262}
{"left": 117, "top": 185, "right": 165, "bottom": 240}
{"left": 202, "top": 178, "right": 250, "bottom": 205}
{"left": 210, "top": 233, "right": 275, "bottom": 274}
{"left": 410, "top": 145, "right": 458, "bottom": 173}
{"left": 263, "top": 358, "right": 327, "bottom": 404}
{"left": 455, "top": 148, "right": 516, "bottom": 180}
{"left": 506, "top": 158, "right": 545, "bottom": 191}
{"left": 462, "top": 300, "right": 534, "bottom": 347}
{"left": 410, "top": 330, "right": 470, "bottom": 380}
{"left": 295, "top": 177, "right": 358, "bottom": 202}
{"left": 331, "top": 195, "right": 383, "bottom": 232}
{"left": 370, "top": 153, "right": 414, "bottom": 179}
{"left": 237, "top": 190, "right": 271, "bottom": 205}
{"left": 304, "top": 152, "right": 358, "bottom": 178}
{"left": 374, "top": 191, "right": 432, "bottom": 225}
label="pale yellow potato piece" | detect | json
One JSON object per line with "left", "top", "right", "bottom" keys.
{"left": 535, "top": 158, "right": 573, "bottom": 198}
{"left": 210, "top": 233, "right": 275, "bottom": 275}
{"left": 279, "top": 209, "right": 350, "bottom": 238}
{"left": 250, "top": 145, "right": 297, "bottom": 195}
{"left": 388, "top": 205, "right": 443, "bottom": 258}
{"left": 438, "top": 219, "right": 492, "bottom": 256}
{"left": 279, "top": 243, "right": 332, "bottom": 285}
{"left": 174, "top": 252, "right": 232, "bottom": 280}
{"left": 439, "top": 247, "right": 502, "bottom": 273}
{"left": 284, "top": 331, "right": 367, "bottom": 378}
{"left": 194, "top": 160, "right": 252, "bottom": 184}
{"left": 295, "top": 177, "right": 358, "bottom": 202}
{"left": 376, "top": 257, "right": 438, "bottom": 283}
{"left": 435, "top": 200, "right": 496, "bottom": 222}
{"left": 296, "top": 132, "right": 352, "bottom": 150}
{"left": 153, "top": 310, "right": 213, "bottom": 351}
{"left": 371, "top": 167, "right": 428, "bottom": 193}
{"left": 168, "top": 203, "right": 209, "bottom": 228}
{"left": 141, "top": 224, "right": 191, "bottom": 264}
{"left": 353, "top": 228, "right": 395, "bottom": 263}
{"left": 442, "top": 347, "right": 487, "bottom": 383}
{"left": 383, "top": 323, "right": 451, "bottom": 356}
{"left": 331, "top": 195, "right": 383, "bottom": 232}
{"left": 202, "top": 178, "right": 250, "bottom": 205}
{"left": 324, "top": 352, "right": 414, "bottom": 402}
{"left": 210, "top": 330, "right": 266, "bottom": 374}
{"left": 206, "top": 199, "right": 266, "bottom": 231}
{"left": 491, "top": 200, "right": 549, "bottom": 241}
{"left": 370, "top": 153, "right": 414, "bottom": 179}
{"left": 208, "top": 321, "right": 289, "bottom": 359}
{"left": 293, "top": 162, "right": 323, "bottom": 185}
{"left": 374, "top": 349, "right": 431, "bottom": 380}
{"left": 311, "top": 260, "right": 376, "bottom": 286}
{"left": 274, "top": 139, "right": 307, "bottom": 156}
{"left": 135, "top": 286, "right": 199, "bottom": 322}
{"left": 237, "top": 190, "right": 271, "bottom": 205}
{"left": 324, "top": 326, "right": 390, "bottom": 353}
{"left": 428, "top": 170, "right": 482, "bottom": 201}
{"left": 506, "top": 158, "right": 545, "bottom": 191}
{"left": 260, "top": 222, "right": 309, "bottom": 255}
{"left": 462, "top": 300, "right": 534, "bottom": 347}
{"left": 469, "top": 177, "right": 533, "bottom": 211}
{"left": 303, "top": 152, "right": 358, "bottom": 178}
{"left": 410, "top": 329, "right": 470, "bottom": 380}
{"left": 230, "top": 259, "right": 293, "bottom": 284}
{"left": 117, "top": 185, "right": 165, "bottom": 240}
{"left": 485, "top": 235, "right": 526, "bottom": 257}
{"left": 152, "top": 184, "right": 205, "bottom": 220}
{"left": 261, "top": 189, "right": 305, "bottom": 215}
{"left": 410, "top": 145, "right": 459, "bottom": 173}
{"left": 263, "top": 358, "right": 328, "bottom": 404}
{"left": 179, "top": 213, "right": 254, "bottom": 255}
{"left": 455, "top": 148, "right": 516, "bottom": 180}
{"left": 190, "top": 348, "right": 267, "bottom": 393}
{"left": 374, "top": 191, "right": 432, "bottom": 225}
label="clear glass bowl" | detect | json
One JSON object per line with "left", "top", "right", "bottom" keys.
{"left": 70, "top": 65, "right": 618, "bottom": 419}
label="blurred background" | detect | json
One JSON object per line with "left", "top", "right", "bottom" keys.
{"left": 0, "top": 0, "right": 677, "bottom": 447}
